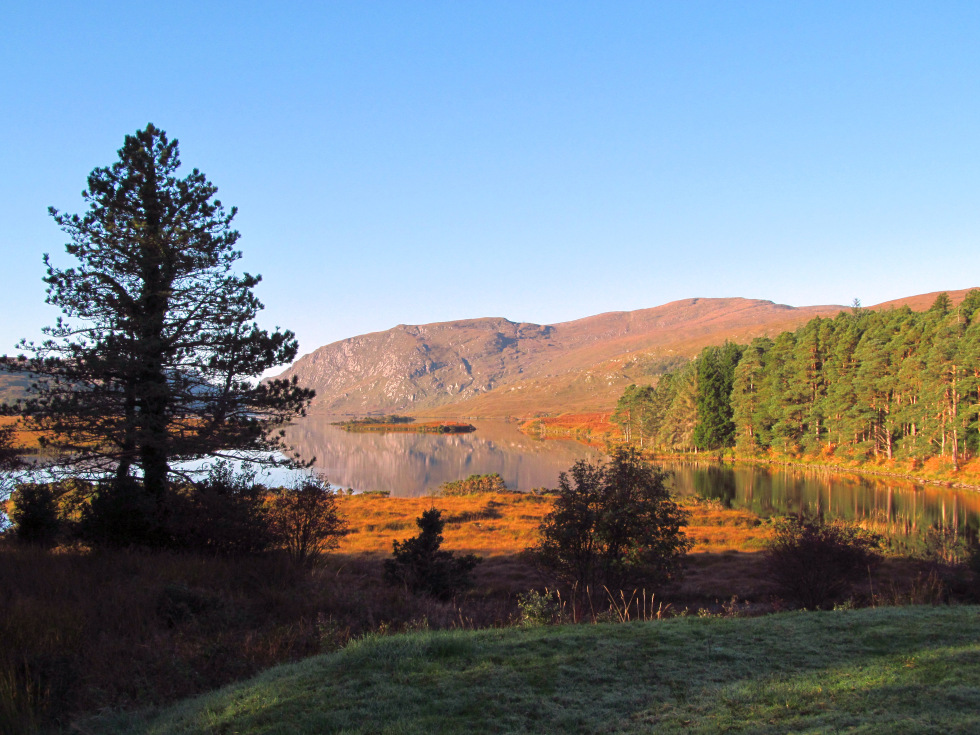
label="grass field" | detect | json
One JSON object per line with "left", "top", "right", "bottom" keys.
{"left": 96, "top": 605, "right": 980, "bottom": 734}
{"left": 335, "top": 491, "right": 771, "bottom": 558}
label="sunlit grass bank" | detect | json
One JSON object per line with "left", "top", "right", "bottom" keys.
{"left": 100, "top": 605, "right": 980, "bottom": 734}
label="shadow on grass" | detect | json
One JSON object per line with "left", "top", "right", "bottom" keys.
{"left": 104, "top": 606, "right": 980, "bottom": 735}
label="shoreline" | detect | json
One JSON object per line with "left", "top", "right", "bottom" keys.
{"left": 641, "top": 450, "right": 980, "bottom": 493}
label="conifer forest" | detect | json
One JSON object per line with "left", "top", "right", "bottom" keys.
{"left": 613, "top": 292, "right": 980, "bottom": 468}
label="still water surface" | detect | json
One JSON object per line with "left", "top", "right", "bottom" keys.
{"left": 284, "top": 416, "right": 604, "bottom": 496}
{"left": 284, "top": 417, "right": 980, "bottom": 543}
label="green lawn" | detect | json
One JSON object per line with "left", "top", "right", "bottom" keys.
{"left": 98, "top": 606, "right": 980, "bottom": 734}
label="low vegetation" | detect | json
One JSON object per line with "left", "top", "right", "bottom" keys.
{"left": 100, "top": 606, "right": 980, "bottom": 734}
{"left": 519, "top": 412, "right": 620, "bottom": 447}
{"left": 2, "top": 464, "right": 346, "bottom": 556}
{"left": 338, "top": 419, "right": 476, "bottom": 434}
{"left": 383, "top": 508, "right": 482, "bottom": 599}
{"left": 334, "top": 415, "right": 415, "bottom": 426}
{"left": 764, "top": 514, "right": 884, "bottom": 609}
{"left": 4, "top": 478, "right": 974, "bottom": 732}
{"left": 438, "top": 472, "right": 508, "bottom": 496}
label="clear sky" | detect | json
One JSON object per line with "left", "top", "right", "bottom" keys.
{"left": 2, "top": 1, "right": 978, "bottom": 364}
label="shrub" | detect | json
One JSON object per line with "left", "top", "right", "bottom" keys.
{"left": 73, "top": 463, "right": 276, "bottom": 553}
{"left": 530, "top": 446, "right": 691, "bottom": 591}
{"left": 384, "top": 508, "right": 481, "bottom": 600}
{"left": 7, "top": 484, "right": 61, "bottom": 547}
{"left": 765, "top": 514, "right": 883, "bottom": 609}
{"left": 6, "top": 479, "right": 93, "bottom": 547}
{"left": 516, "top": 589, "right": 563, "bottom": 627}
{"left": 439, "top": 473, "right": 507, "bottom": 496}
{"left": 166, "top": 462, "right": 274, "bottom": 555}
{"left": 79, "top": 477, "right": 168, "bottom": 548}
{"left": 266, "top": 475, "right": 347, "bottom": 566}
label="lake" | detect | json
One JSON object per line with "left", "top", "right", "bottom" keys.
{"left": 284, "top": 416, "right": 980, "bottom": 544}
{"left": 282, "top": 416, "right": 604, "bottom": 495}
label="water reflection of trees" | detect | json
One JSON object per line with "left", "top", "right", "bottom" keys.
{"left": 666, "top": 460, "right": 980, "bottom": 544}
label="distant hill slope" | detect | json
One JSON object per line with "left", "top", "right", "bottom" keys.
{"left": 273, "top": 290, "right": 976, "bottom": 418}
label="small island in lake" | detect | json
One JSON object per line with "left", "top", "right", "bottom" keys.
{"left": 336, "top": 416, "right": 476, "bottom": 434}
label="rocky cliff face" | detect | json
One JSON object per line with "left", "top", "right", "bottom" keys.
{"left": 278, "top": 317, "right": 561, "bottom": 414}
{"left": 273, "top": 297, "right": 853, "bottom": 417}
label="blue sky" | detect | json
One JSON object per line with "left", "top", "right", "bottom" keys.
{"left": 2, "top": 1, "right": 978, "bottom": 364}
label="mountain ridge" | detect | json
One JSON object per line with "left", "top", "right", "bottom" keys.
{"left": 273, "top": 289, "right": 976, "bottom": 418}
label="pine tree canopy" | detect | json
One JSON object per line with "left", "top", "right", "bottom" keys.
{"left": 613, "top": 292, "right": 980, "bottom": 467}
{"left": 3, "top": 124, "right": 314, "bottom": 498}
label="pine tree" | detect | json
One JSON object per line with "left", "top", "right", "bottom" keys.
{"left": 658, "top": 362, "right": 698, "bottom": 451}
{"left": 611, "top": 384, "right": 643, "bottom": 445}
{"left": 693, "top": 342, "right": 742, "bottom": 450}
{"left": 731, "top": 337, "right": 772, "bottom": 452}
{"left": 957, "top": 292, "right": 980, "bottom": 457}
{"left": 822, "top": 311, "right": 864, "bottom": 448}
{"left": 761, "top": 333, "right": 805, "bottom": 452}
{"left": 384, "top": 509, "right": 481, "bottom": 599}
{"left": 6, "top": 124, "right": 313, "bottom": 521}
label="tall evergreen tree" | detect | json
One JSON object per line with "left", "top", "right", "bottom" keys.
{"left": 822, "top": 311, "right": 864, "bottom": 448}
{"left": 612, "top": 384, "right": 648, "bottom": 445}
{"left": 731, "top": 337, "right": 772, "bottom": 451}
{"left": 761, "top": 333, "right": 805, "bottom": 451}
{"left": 658, "top": 362, "right": 698, "bottom": 451}
{"left": 6, "top": 124, "right": 313, "bottom": 507}
{"left": 693, "top": 342, "right": 743, "bottom": 449}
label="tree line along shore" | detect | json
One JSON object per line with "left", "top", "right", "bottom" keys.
{"left": 521, "top": 292, "right": 980, "bottom": 489}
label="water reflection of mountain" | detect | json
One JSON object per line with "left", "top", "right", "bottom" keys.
{"left": 667, "top": 461, "right": 980, "bottom": 544}
{"left": 283, "top": 416, "right": 603, "bottom": 497}
{"left": 281, "top": 418, "right": 980, "bottom": 543}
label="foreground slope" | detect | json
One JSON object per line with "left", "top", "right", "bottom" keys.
{"left": 108, "top": 606, "right": 980, "bottom": 735}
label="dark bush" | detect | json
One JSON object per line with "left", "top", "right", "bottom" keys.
{"left": 7, "top": 484, "right": 61, "bottom": 547}
{"left": 765, "top": 514, "right": 883, "bottom": 609}
{"left": 531, "top": 446, "right": 691, "bottom": 591}
{"left": 919, "top": 523, "right": 973, "bottom": 601}
{"left": 266, "top": 475, "right": 348, "bottom": 566}
{"left": 78, "top": 477, "right": 164, "bottom": 548}
{"left": 79, "top": 463, "right": 273, "bottom": 553}
{"left": 384, "top": 508, "right": 481, "bottom": 600}
{"left": 165, "top": 462, "right": 273, "bottom": 555}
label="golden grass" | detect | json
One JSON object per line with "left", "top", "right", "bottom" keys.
{"left": 0, "top": 415, "right": 44, "bottom": 450}
{"left": 519, "top": 412, "right": 621, "bottom": 447}
{"left": 336, "top": 492, "right": 553, "bottom": 558}
{"left": 335, "top": 492, "right": 773, "bottom": 558}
